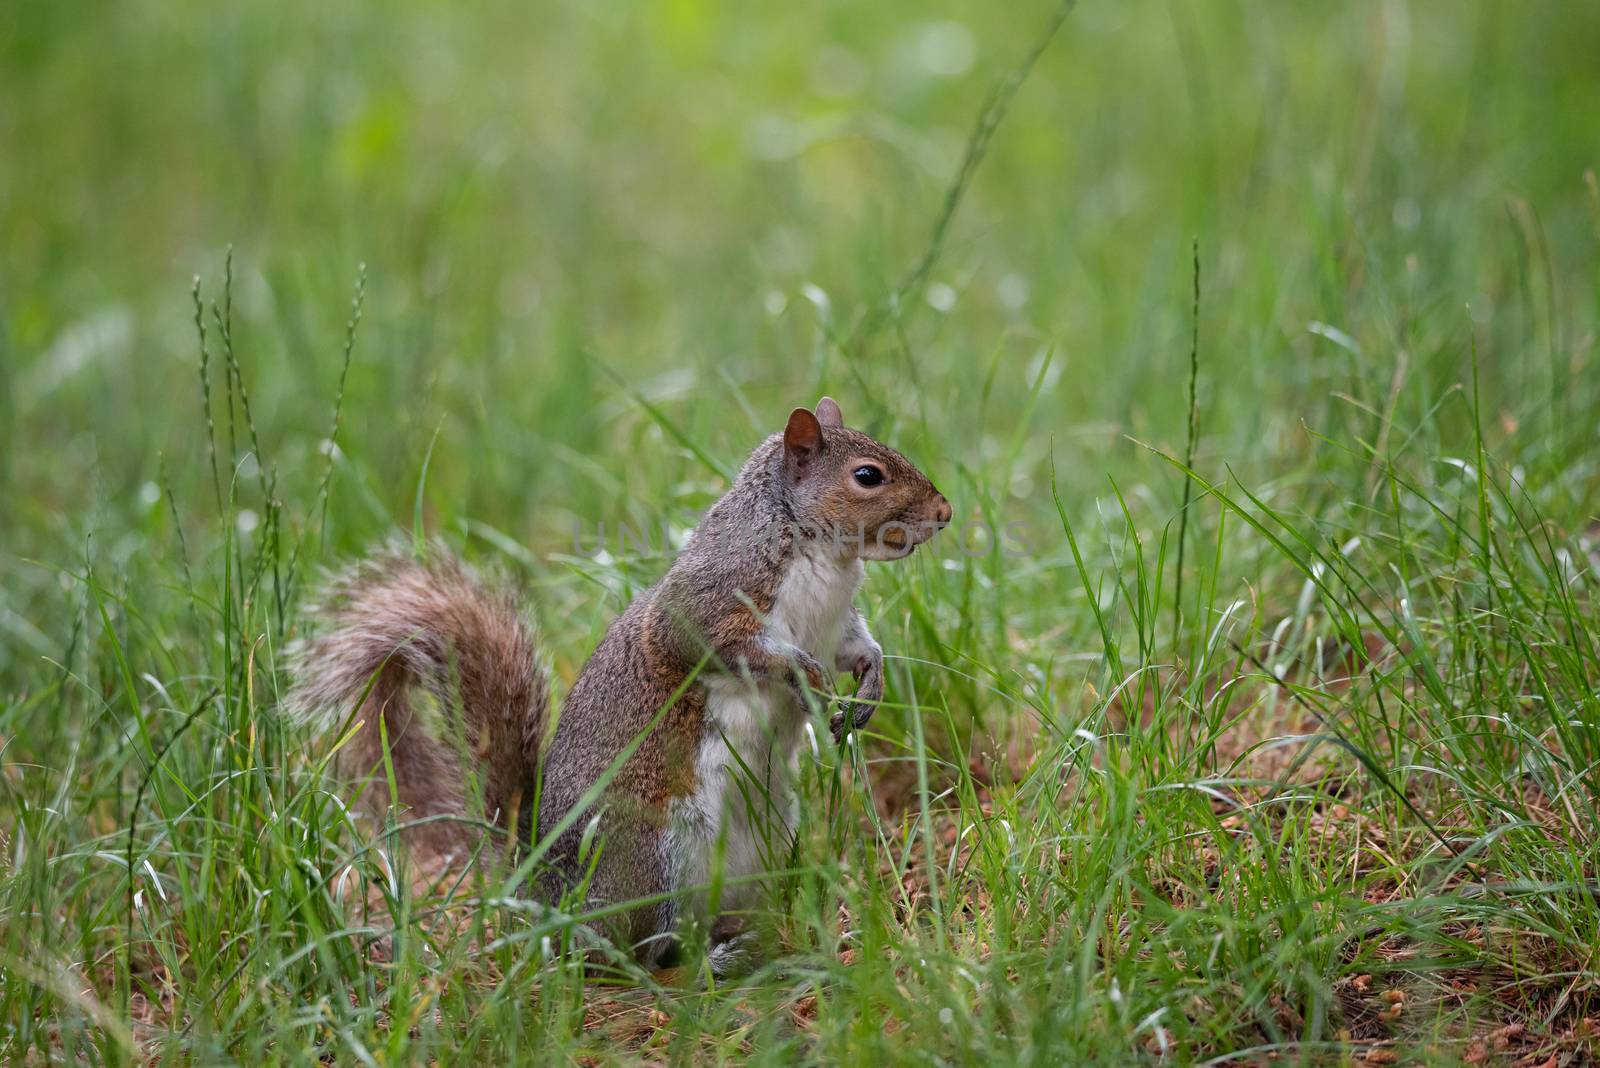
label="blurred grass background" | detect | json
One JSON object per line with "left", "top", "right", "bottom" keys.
{"left": 5, "top": 0, "right": 1600, "bottom": 1062}
{"left": 6, "top": 1, "right": 1598, "bottom": 584}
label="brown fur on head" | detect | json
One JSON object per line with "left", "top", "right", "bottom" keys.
{"left": 781, "top": 396, "right": 952, "bottom": 560}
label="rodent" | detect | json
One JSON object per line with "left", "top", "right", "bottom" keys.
{"left": 288, "top": 397, "right": 951, "bottom": 972}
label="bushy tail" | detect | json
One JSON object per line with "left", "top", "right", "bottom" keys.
{"left": 288, "top": 546, "right": 549, "bottom": 859}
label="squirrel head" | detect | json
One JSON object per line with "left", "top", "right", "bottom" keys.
{"left": 780, "top": 396, "right": 952, "bottom": 561}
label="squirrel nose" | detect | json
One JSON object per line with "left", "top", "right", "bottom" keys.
{"left": 933, "top": 496, "right": 952, "bottom": 525}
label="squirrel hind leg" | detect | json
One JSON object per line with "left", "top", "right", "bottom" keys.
{"left": 705, "top": 920, "right": 761, "bottom": 980}
{"left": 634, "top": 926, "right": 759, "bottom": 984}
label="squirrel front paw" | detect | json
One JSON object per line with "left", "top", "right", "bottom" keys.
{"left": 829, "top": 650, "right": 883, "bottom": 742}
{"left": 778, "top": 646, "right": 830, "bottom": 712}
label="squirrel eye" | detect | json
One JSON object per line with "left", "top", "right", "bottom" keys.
{"left": 852, "top": 465, "right": 885, "bottom": 488}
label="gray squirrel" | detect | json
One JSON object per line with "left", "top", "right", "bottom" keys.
{"left": 288, "top": 397, "right": 951, "bottom": 971}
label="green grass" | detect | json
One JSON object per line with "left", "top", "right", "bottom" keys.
{"left": 4, "top": 0, "right": 1600, "bottom": 1062}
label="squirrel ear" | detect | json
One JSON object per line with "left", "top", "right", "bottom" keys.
{"left": 815, "top": 396, "right": 843, "bottom": 429}
{"left": 783, "top": 407, "right": 823, "bottom": 468}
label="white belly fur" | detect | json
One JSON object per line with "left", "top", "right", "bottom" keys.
{"left": 666, "top": 550, "right": 864, "bottom": 912}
